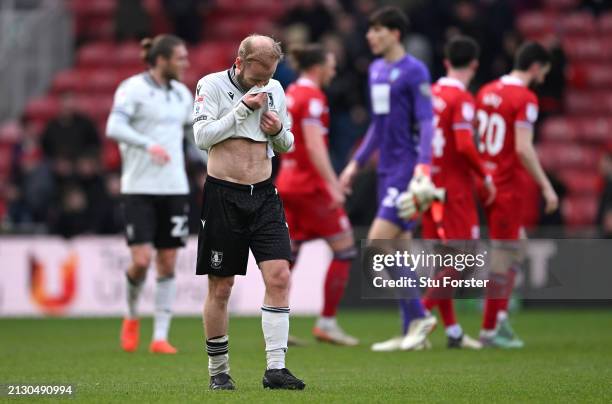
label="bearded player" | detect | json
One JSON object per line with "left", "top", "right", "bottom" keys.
{"left": 276, "top": 44, "right": 358, "bottom": 346}
{"left": 476, "top": 41, "right": 558, "bottom": 347}
{"left": 399, "top": 36, "right": 495, "bottom": 349}
{"left": 340, "top": 6, "right": 437, "bottom": 352}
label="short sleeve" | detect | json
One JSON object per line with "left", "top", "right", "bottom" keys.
{"left": 452, "top": 92, "right": 475, "bottom": 133}
{"left": 110, "top": 81, "right": 138, "bottom": 118}
{"left": 515, "top": 91, "right": 539, "bottom": 129}
{"left": 302, "top": 94, "right": 325, "bottom": 128}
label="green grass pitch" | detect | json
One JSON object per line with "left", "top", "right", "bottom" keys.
{"left": 1, "top": 309, "right": 611, "bottom": 403}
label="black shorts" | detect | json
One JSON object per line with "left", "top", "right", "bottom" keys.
{"left": 196, "top": 176, "right": 292, "bottom": 277}
{"left": 121, "top": 194, "right": 190, "bottom": 249}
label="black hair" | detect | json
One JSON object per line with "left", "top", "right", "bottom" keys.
{"left": 514, "top": 41, "right": 551, "bottom": 71}
{"left": 289, "top": 43, "right": 326, "bottom": 72}
{"left": 141, "top": 34, "right": 184, "bottom": 66}
{"left": 368, "top": 6, "right": 409, "bottom": 41}
{"left": 444, "top": 35, "right": 480, "bottom": 68}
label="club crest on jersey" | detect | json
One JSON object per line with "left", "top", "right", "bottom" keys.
{"left": 211, "top": 250, "right": 223, "bottom": 269}
{"left": 267, "top": 92, "right": 276, "bottom": 111}
{"left": 390, "top": 68, "right": 401, "bottom": 82}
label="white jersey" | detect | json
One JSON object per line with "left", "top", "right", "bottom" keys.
{"left": 106, "top": 72, "right": 192, "bottom": 195}
{"left": 192, "top": 67, "right": 293, "bottom": 156}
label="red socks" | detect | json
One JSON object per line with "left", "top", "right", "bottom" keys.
{"left": 321, "top": 259, "right": 351, "bottom": 317}
{"left": 482, "top": 270, "right": 516, "bottom": 330}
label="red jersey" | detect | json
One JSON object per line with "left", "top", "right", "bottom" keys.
{"left": 431, "top": 77, "right": 482, "bottom": 196}
{"left": 475, "top": 75, "right": 539, "bottom": 191}
{"left": 276, "top": 78, "right": 330, "bottom": 194}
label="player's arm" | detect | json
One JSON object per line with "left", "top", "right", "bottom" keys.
{"left": 340, "top": 122, "right": 377, "bottom": 192}
{"left": 268, "top": 92, "right": 294, "bottom": 153}
{"left": 452, "top": 99, "right": 495, "bottom": 204}
{"left": 106, "top": 82, "right": 169, "bottom": 164}
{"left": 515, "top": 125, "right": 558, "bottom": 213}
{"left": 303, "top": 121, "right": 344, "bottom": 207}
{"left": 411, "top": 67, "right": 435, "bottom": 177}
{"left": 192, "top": 77, "right": 258, "bottom": 151}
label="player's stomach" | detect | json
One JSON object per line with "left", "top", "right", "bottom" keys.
{"left": 208, "top": 138, "right": 271, "bottom": 184}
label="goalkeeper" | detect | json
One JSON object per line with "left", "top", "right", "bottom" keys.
{"left": 339, "top": 6, "right": 437, "bottom": 352}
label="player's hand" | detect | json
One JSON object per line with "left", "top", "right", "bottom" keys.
{"left": 260, "top": 111, "right": 282, "bottom": 136}
{"left": 147, "top": 144, "right": 170, "bottom": 165}
{"left": 542, "top": 185, "right": 559, "bottom": 214}
{"left": 483, "top": 175, "right": 496, "bottom": 206}
{"left": 397, "top": 191, "right": 418, "bottom": 219}
{"left": 339, "top": 160, "right": 359, "bottom": 195}
{"left": 243, "top": 92, "right": 267, "bottom": 110}
{"left": 326, "top": 181, "right": 346, "bottom": 209}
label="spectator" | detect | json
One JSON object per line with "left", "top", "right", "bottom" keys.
{"left": 40, "top": 92, "right": 101, "bottom": 174}
{"left": 114, "top": 0, "right": 151, "bottom": 41}
{"left": 283, "top": 0, "right": 339, "bottom": 41}
{"left": 162, "top": 0, "right": 209, "bottom": 44}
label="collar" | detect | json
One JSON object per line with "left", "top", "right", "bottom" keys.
{"left": 144, "top": 72, "right": 173, "bottom": 90}
{"left": 296, "top": 77, "right": 319, "bottom": 88}
{"left": 227, "top": 65, "right": 247, "bottom": 93}
{"left": 500, "top": 75, "right": 526, "bottom": 87}
{"left": 437, "top": 77, "right": 465, "bottom": 90}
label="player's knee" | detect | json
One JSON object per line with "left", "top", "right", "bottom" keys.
{"left": 132, "top": 248, "right": 153, "bottom": 270}
{"left": 265, "top": 264, "right": 291, "bottom": 292}
{"left": 156, "top": 250, "right": 177, "bottom": 276}
{"left": 209, "top": 276, "right": 234, "bottom": 302}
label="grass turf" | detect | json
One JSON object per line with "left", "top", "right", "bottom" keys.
{"left": 1, "top": 309, "right": 611, "bottom": 403}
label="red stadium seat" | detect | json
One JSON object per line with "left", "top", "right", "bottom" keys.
{"left": 542, "top": 0, "right": 580, "bottom": 10}
{"left": 577, "top": 117, "right": 612, "bottom": 143}
{"left": 68, "top": 0, "right": 116, "bottom": 17}
{"left": 568, "top": 63, "right": 612, "bottom": 89}
{"left": 558, "top": 170, "right": 601, "bottom": 195}
{"left": 540, "top": 117, "right": 578, "bottom": 142}
{"left": 77, "top": 42, "right": 117, "bottom": 67}
{"left": 598, "top": 11, "right": 612, "bottom": 34}
{"left": 562, "top": 195, "right": 598, "bottom": 226}
{"left": 564, "top": 91, "right": 612, "bottom": 115}
{"left": 537, "top": 143, "right": 601, "bottom": 171}
{"left": 562, "top": 37, "right": 612, "bottom": 61}
{"left": 559, "top": 12, "right": 596, "bottom": 35}
{"left": 115, "top": 42, "right": 143, "bottom": 66}
{"left": 23, "top": 96, "right": 61, "bottom": 125}
{"left": 74, "top": 95, "right": 114, "bottom": 121}
{"left": 516, "top": 12, "right": 555, "bottom": 38}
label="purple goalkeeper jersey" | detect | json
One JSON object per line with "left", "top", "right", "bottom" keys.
{"left": 355, "top": 54, "right": 434, "bottom": 175}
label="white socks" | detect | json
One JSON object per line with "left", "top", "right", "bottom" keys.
{"left": 316, "top": 316, "right": 337, "bottom": 330}
{"left": 445, "top": 324, "right": 463, "bottom": 339}
{"left": 126, "top": 274, "right": 144, "bottom": 319}
{"left": 206, "top": 335, "right": 229, "bottom": 376}
{"left": 261, "top": 305, "right": 289, "bottom": 370}
{"left": 153, "top": 275, "right": 176, "bottom": 341}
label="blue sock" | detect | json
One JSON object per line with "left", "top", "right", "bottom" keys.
{"left": 399, "top": 298, "right": 426, "bottom": 334}
{"left": 388, "top": 264, "right": 425, "bottom": 334}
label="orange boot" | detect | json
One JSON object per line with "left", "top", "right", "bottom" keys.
{"left": 120, "top": 318, "right": 140, "bottom": 352}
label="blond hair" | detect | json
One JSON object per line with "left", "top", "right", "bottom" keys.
{"left": 238, "top": 34, "right": 284, "bottom": 66}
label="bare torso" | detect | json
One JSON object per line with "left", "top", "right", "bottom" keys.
{"left": 207, "top": 138, "right": 271, "bottom": 184}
